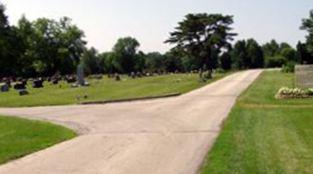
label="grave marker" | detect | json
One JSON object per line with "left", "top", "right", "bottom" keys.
{"left": 295, "top": 65, "right": 313, "bottom": 88}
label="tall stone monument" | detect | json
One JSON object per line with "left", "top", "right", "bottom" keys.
{"left": 77, "top": 64, "right": 86, "bottom": 86}
{"left": 295, "top": 65, "right": 313, "bottom": 88}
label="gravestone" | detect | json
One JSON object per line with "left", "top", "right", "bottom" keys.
{"left": 76, "top": 64, "right": 89, "bottom": 86}
{"left": 19, "top": 89, "right": 29, "bottom": 96}
{"left": 114, "top": 73, "right": 121, "bottom": 81}
{"left": 295, "top": 65, "right": 313, "bottom": 88}
{"left": 130, "top": 72, "right": 136, "bottom": 79}
{"left": 66, "top": 75, "right": 76, "bottom": 83}
{"left": 14, "top": 82, "right": 26, "bottom": 90}
{"left": 51, "top": 78, "right": 59, "bottom": 85}
{"left": 0, "top": 83, "right": 9, "bottom": 92}
{"left": 33, "top": 79, "right": 44, "bottom": 88}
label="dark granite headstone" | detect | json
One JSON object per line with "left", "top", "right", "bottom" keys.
{"left": 115, "top": 73, "right": 121, "bottom": 81}
{"left": 14, "top": 82, "right": 26, "bottom": 90}
{"left": 19, "top": 89, "right": 29, "bottom": 96}
{"left": 295, "top": 65, "right": 313, "bottom": 88}
{"left": 0, "top": 83, "right": 9, "bottom": 92}
{"left": 33, "top": 79, "right": 44, "bottom": 88}
{"left": 52, "top": 79, "right": 59, "bottom": 84}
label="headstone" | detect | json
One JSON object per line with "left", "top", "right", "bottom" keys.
{"left": 33, "top": 79, "right": 44, "bottom": 88}
{"left": 52, "top": 78, "right": 59, "bottom": 85}
{"left": 19, "top": 89, "right": 29, "bottom": 96}
{"left": 21, "top": 79, "right": 27, "bottom": 86}
{"left": 295, "top": 65, "right": 313, "bottom": 88}
{"left": 136, "top": 72, "right": 142, "bottom": 78}
{"left": 114, "top": 73, "right": 121, "bottom": 81}
{"left": 0, "top": 83, "right": 9, "bottom": 92}
{"left": 66, "top": 76, "right": 76, "bottom": 83}
{"left": 77, "top": 64, "right": 86, "bottom": 86}
{"left": 14, "top": 82, "right": 26, "bottom": 90}
{"left": 130, "top": 72, "right": 136, "bottom": 79}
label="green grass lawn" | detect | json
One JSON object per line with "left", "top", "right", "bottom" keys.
{"left": 0, "top": 116, "right": 76, "bottom": 165}
{"left": 201, "top": 71, "right": 313, "bottom": 174}
{"left": 0, "top": 73, "right": 227, "bottom": 107}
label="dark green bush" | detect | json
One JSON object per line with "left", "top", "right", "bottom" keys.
{"left": 281, "top": 62, "right": 295, "bottom": 73}
{"left": 265, "top": 56, "right": 287, "bottom": 68}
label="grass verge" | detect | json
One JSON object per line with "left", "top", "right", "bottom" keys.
{"left": 200, "top": 71, "right": 313, "bottom": 174}
{"left": 0, "top": 116, "right": 76, "bottom": 165}
{"left": 0, "top": 73, "right": 227, "bottom": 107}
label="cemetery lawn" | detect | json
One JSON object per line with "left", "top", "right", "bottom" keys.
{"left": 0, "top": 73, "right": 227, "bottom": 107}
{"left": 201, "top": 71, "right": 313, "bottom": 174}
{"left": 0, "top": 115, "right": 76, "bottom": 165}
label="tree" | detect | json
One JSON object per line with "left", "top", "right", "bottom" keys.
{"left": 246, "top": 39, "right": 264, "bottom": 68}
{"left": 281, "top": 47, "right": 297, "bottom": 62}
{"left": 145, "top": 52, "right": 165, "bottom": 73}
{"left": 100, "top": 52, "right": 117, "bottom": 74}
{"left": 24, "top": 17, "right": 86, "bottom": 76}
{"left": 301, "top": 10, "right": 313, "bottom": 55}
{"left": 134, "top": 51, "right": 146, "bottom": 72}
{"left": 81, "top": 47, "right": 103, "bottom": 75}
{"left": 220, "top": 51, "right": 232, "bottom": 70}
{"left": 296, "top": 41, "right": 313, "bottom": 64}
{"left": 231, "top": 40, "right": 247, "bottom": 69}
{"left": 112, "top": 37, "right": 140, "bottom": 73}
{"left": 164, "top": 49, "right": 184, "bottom": 72}
{"left": 165, "top": 13, "right": 237, "bottom": 73}
{"left": 0, "top": 3, "right": 13, "bottom": 77}
{"left": 262, "top": 39, "right": 280, "bottom": 57}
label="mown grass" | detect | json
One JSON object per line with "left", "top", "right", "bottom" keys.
{"left": 201, "top": 71, "right": 313, "bottom": 174}
{"left": 0, "top": 73, "right": 227, "bottom": 107}
{"left": 0, "top": 116, "right": 76, "bottom": 165}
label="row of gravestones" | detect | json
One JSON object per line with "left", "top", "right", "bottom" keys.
{"left": 106, "top": 70, "right": 202, "bottom": 82}
{"left": 107, "top": 71, "right": 182, "bottom": 81}
{"left": 0, "top": 74, "right": 88, "bottom": 96}
{"left": 0, "top": 78, "right": 43, "bottom": 96}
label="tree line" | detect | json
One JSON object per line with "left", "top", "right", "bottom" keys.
{"left": 0, "top": 3, "right": 313, "bottom": 78}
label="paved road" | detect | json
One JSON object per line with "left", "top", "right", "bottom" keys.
{"left": 0, "top": 70, "right": 262, "bottom": 174}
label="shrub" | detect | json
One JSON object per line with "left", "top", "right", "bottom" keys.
{"left": 281, "top": 62, "right": 295, "bottom": 73}
{"left": 265, "top": 56, "right": 286, "bottom": 68}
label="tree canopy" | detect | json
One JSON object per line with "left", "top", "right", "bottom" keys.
{"left": 165, "top": 13, "right": 237, "bottom": 71}
{"left": 0, "top": 3, "right": 310, "bottom": 78}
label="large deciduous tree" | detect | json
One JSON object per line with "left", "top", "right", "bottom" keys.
{"left": 246, "top": 39, "right": 264, "bottom": 68}
{"left": 0, "top": 4, "right": 14, "bottom": 76}
{"left": 81, "top": 47, "right": 104, "bottom": 75}
{"left": 296, "top": 41, "right": 313, "bottom": 64}
{"left": 231, "top": 40, "right": 247, "bottom": 69}
{"left": 29, "top": 17, "right": 86, "bottom": 76}
{"left": 112, "top": 37, "right": 140, "bottom": 73}
{"left": 300, "top": 9, "right": 313, "bottom": 63}
{"left": 165, "top": 13, "right": 237, "bottom": 73}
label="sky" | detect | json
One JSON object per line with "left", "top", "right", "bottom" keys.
{"left": 1, "top": 0, "right": 312, "bottom": 53}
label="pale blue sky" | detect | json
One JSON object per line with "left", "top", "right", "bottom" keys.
{"left": 2, "top": 0, "right": 312, "bottom": 53}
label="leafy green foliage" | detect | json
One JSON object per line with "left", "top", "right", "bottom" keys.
{"left": 165, "top": 13, "right": 237, "bottom": 71}
{"left": 111, "top": 37, "right": 140, "bottom": 73}
{"left": 231, "top": 39, "right": 264, "bottom": 69}
{"left": 300, "top": 10, "right": 313, "bottom": 63}
{"left": 81, "top": 47, "right": 103, "bottom": 75}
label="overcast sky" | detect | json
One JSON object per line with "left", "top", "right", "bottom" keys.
{"left": 2, "top": 0, "right": 312, "bottom": 53}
